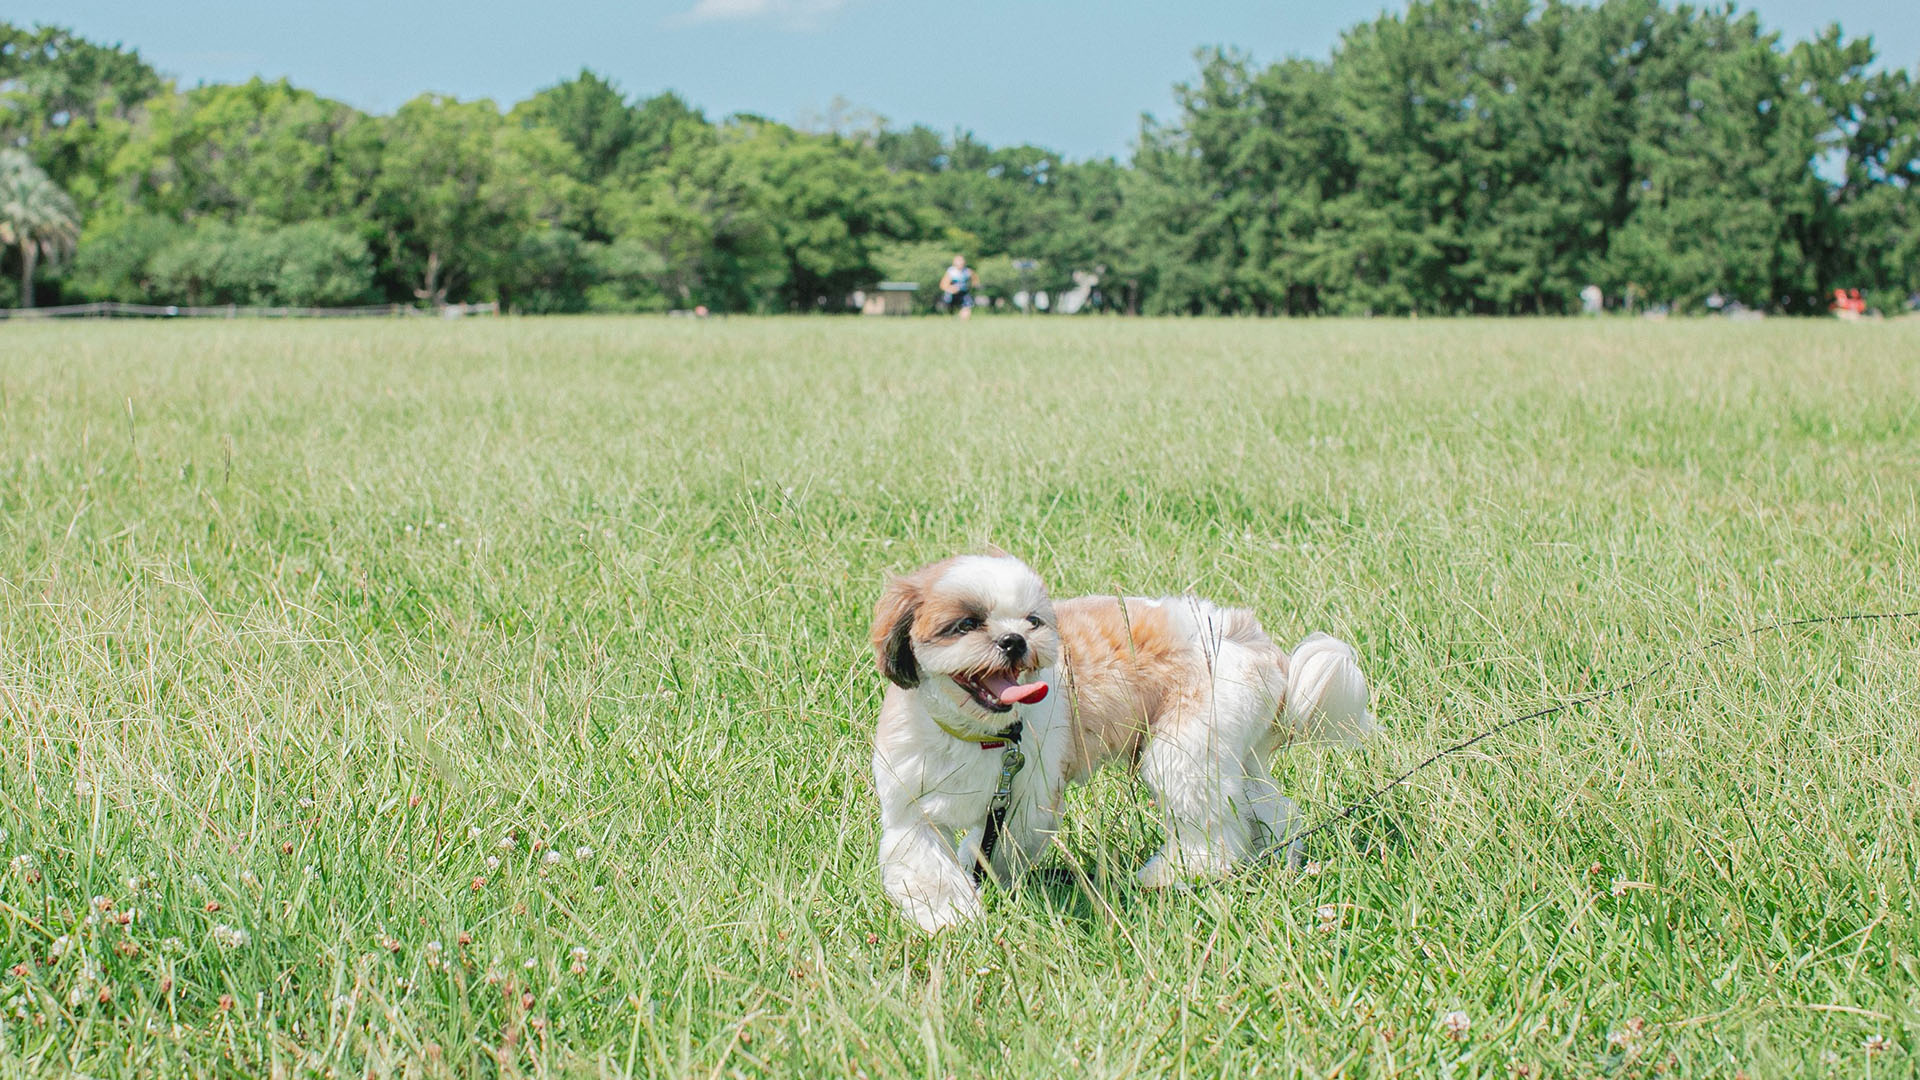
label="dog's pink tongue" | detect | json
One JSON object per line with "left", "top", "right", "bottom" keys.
{"left": 1002, "top": 681, "right": 1048, "bottom": 705}
{"left": 981, "top": 672, "right": 1049, "bottom": 706}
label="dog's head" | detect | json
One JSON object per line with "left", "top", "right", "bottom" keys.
{"left": 870, "top": 554, "right": 1059, "bottom": 721}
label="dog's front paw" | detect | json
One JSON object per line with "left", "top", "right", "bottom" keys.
{"left": 897, "top": 887, "right": 983, "bottom": 933}
{"left": 885, "top": 864, "right": 984, "bottom": 933}
{"left": 1136, "top": 855, "right": 1189, "bottom": 891}
{"left": 1138, "top": 847, "right": 1237, "bottom": 890}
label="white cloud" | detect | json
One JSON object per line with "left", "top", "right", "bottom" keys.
{"left": 672, "top": 0, "right": 850, "bottom": 29}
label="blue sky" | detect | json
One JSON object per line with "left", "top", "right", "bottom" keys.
{"left": 7, "top": 0, "right": 1915, "bottom": 160}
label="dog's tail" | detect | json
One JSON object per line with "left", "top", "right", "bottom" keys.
{"left": 1281, "top": 632, "right": 1379, "bottom": 745}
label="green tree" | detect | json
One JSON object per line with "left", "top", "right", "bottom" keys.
{"left": 1126, "top": 50, "right": 1347, "bottom": 314}
{"left": 601, "top": 139, "right": 786, "bottom": 311}
{"left": 1028, "top": 159, "right": 1129, "bottom": 307}
{"left": 871, "top": 237, "right": 962, "bottom": 308}
{"left": 512, "top": 70, "right": 637, "bottom": 186}
{"left": 15, "top": 10, "right": 1920, "bottom": 317}
{"left": 583, "top": 237, "right": 674, "bottom": 312}
{"left": 0, "top": 148, "right": 82, "bottom": 306}
{"left": 61, "top": 209, "right": 183, "bottom": 302}
{"left": 0, "top": 22, "right": 160, "bottom": 212}
{"left": 1792, "top": 26, "right": 1920, "bottom": 310}
{"left": 146, "top": 221, "right": 372, "bottom": 307}
{"left": 109, "top": 79, "right": 381, "bottom": 226}
{"left": 1604, "top": 6, "right": 1830, "bottom": 310}
{"left": 372, "top": 94, "right": 581, "bottom": 305}
{"left": 722, "top": 122, "right": 919, "bottom": 309}
{"left": 510, "top": 70, "right": 658, "bottom": 245}
{"left": 624, "top": 92, "right": 715, "bottom": 177}
{"left": 265, "top": 222, "right": 377, "bottom": 305}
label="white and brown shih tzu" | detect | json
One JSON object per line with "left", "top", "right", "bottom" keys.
{"left": 870, "top": 552, "right": 1379, "bottom": 933}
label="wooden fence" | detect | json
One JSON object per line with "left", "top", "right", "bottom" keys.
{"left": 0, "top": 301, "right": 501, "bottom": 320}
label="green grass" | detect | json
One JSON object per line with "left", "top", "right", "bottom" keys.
{"left": 1, "top": 316, "right": 1917, "bottom": 1078}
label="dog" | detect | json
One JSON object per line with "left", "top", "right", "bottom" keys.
{"left": 870, "top": 552, "right": 1379, "bottom": 932}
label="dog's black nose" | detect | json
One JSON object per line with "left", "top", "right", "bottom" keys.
{"left": 996, "top": 633, "right": 1027, "bottom": 661}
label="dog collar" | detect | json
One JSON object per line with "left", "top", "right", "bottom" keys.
{"left": 936, "top": 719, "right": 1023, "bottom": 750}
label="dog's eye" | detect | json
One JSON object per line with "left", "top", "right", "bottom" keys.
{"left": 1026, "top": 614, "right": 1045, "bottom": 628}
{"left": 945, "top": 617, "right": 982, "bottom": 636}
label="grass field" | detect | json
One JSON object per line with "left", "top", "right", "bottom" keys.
{"left": 1, "top": 316, "right": 1917, "bottom": 1078}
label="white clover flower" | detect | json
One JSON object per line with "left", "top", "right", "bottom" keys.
{"left": 1440, "top": 1010, "right": 1471, "bottom": 1041}
{"left": 575, "top": 846, "right": 594, "bottom": 860}
{"left": 9, "top": 854, "right": 33, "bottom": 871}
{"left": 1864, "top": 1035, "right": 1895, "bottom": 1057}
{"left": 49, "top": 935, "right": 70, "bottom": 958}
{"left": 543, "top": 850, "right": 562, "bottom": 865}
{"left": 486, "top": 856, "right": 500, "bottom": 870}
{"left": 1313, "top": 904, "right": 1340, "bottom": 934}
{"left": 297, "top": 797, "right": 315, "bottom": 809}
{"left": 497, "top": 835, "right": 516, "bottom": 850}
{"left": 1608, "top": 1017, "right": 1646, "bottom": 1050}
{"left": 161, "top": 937, "right": 184, "bottom": 954}
{"left": 212, "top": 924, "right": 250, "bottom": 949}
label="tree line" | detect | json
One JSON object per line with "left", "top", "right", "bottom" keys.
{"left": 3, "top": 0, "right": 1917, "bottom": 316}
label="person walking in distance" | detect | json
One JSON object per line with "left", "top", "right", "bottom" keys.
{"left": 939, "top": 256, "right": 978, "bottom": 320}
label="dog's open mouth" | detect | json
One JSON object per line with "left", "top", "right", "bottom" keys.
{"left": 951, "top": 670, "right": 1049, "bottom": 713}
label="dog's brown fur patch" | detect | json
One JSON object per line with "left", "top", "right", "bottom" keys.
{"left": 1052, "top": 598, "right": 1190, "bottom": 776}
{"left": 911, "top": 593, "right": 985, "bottom": 644}
{"left": 870, "top": 560, "right": 955, "bottom": 686}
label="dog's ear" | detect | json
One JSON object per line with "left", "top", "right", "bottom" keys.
{"left": 870, "top": 573, "right": 922, "bottom": 688}
{"left": 980, "top": 541, "right": 1011, "bottom": 559}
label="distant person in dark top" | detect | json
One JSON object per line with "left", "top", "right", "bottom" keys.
{"left": 939, "top": 256, "right": 977, "bottom": 321}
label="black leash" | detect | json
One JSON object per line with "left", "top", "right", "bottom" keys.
{"left": 1273, "top": 608, "right": 1920, "bottom": 854}
{"left": 973, "top": 720, "right": 1025, "bottom": 883}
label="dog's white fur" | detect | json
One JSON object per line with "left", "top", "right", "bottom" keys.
{"left": 871, "top": 554, "right": 1378, "bottom": 932}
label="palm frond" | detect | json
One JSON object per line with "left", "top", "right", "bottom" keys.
{"left": 0, "top": 148, "right": 83, "bottom": 263}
